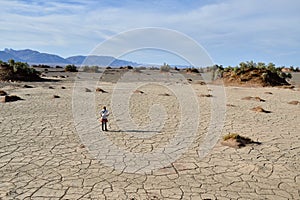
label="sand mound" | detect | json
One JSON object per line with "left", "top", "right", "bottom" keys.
{"left": 242, "top": 96, "right": 265, "bottom": 102}
{"left": 251, "top": 106, "right": 271, "bottom": 113}
{"left": 221, "top": 133, "right": 261, "bottom": 148}
{"left": 219, "top": 67, "right": 290, "bottom": 87}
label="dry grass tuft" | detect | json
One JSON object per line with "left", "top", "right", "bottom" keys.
{"left": 222, "top": 133, "right": 261, "bottom": 148}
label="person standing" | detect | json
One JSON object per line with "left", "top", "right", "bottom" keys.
{"left": 100, "top": 106, "right": 109, "bottom": 131}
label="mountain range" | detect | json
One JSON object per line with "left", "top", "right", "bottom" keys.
{"left": 0, "top": 48, "right": 140, "bottom": 67}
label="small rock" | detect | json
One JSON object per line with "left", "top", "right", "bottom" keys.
{"left": 199, "top": 94, "right": 213, "bottom": 97}
{"left": 85, "top": 88, "right": 92, "bottom": 92}
{"left": 134, "top": 90, "right": 144, "bottom": 94}
{"left": 79, "top": 144, "right": 85, "bottom": 148}
{"left": 53, "top": 95, "right": 60, "bottom": 98}
{"left": 251, "top": 106, "right": 271, "bottom": 113}
{"left": 0, "top": 90, "right": 7, "bottom": 96}
{"left": 242, "top": 96, "right": 265, "bottom": 102}
{"left": 226, "top": 104, "right": 236, "bottom": 107}
{"left": 264, "top": 92, "right": 273, "bottom": 95}
{"left": 159, "top": 93, "right": 170, "bottom": 96}
{"left": 1, "top": 95, "right": 23, "bottom": 103}
{"left": 288, "top": 100, "right": 300, "bottom": 105}
{"left": 61, "top": 86, "right": 66, "bottom": 89}
{"left": 96, "top": 88, "right": 108, "bottom": 93}
{"left": 23, "top": 85, "right": 33, "bottom": 88}
{"left": 49, "top": 86, "right": 54, "bottom": 89}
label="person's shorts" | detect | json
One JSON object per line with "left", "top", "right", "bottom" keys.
{"left": 101, "top": 118, "right": 108, "bottom": 123}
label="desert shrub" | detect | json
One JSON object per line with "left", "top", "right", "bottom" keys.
{"left": 160, "top": 63, "right": 171, "bottom": 72}
{"left": 149, "top": 66, "right": 159, "bottom": 70}
{"left": 133, "top": 68, "right": 142, "bottom": 73}
{"left": 133, "top": 66, "right": 147, "bottom": 73}
{"left": 65, "top": 64, "right": 78, "bottom": 72}
{"left": 0, "top": 60, "right": 41, "bottom": 81}
{"left": 186, "top": 68, "right": 200, "bottom": 73}
{"left": 82, "top": 66, "right": 100, "bottom": 73}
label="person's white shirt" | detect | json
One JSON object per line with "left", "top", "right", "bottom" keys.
{"left": 100, "top": 109, "right": 109, "bottom": 119}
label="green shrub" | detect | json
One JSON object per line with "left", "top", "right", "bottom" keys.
{"left": 65, "top": 64, "right": 78, "bottom": 72}
{"left": 82, "top": 65, "right": 100, "bottom": 73}
{"left": 0, "top": 60, "right": 41, "bottom": 81}
{"left": 160, "top": 63, "right": 171, "bottom": 72}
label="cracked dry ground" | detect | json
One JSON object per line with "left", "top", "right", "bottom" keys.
{"left": 0, "top": 76, "right": 300, "bottom": 200}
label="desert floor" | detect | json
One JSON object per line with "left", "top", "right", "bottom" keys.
{"left": 0, "top": 69, "right": 299, "bottom": 200}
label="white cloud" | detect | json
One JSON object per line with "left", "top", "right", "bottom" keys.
{"left": 0, "top": 0, "right": 299, "bottom": 66}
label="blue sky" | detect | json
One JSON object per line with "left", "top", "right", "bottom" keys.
{"left": 0, "top": 0, "right": 299, "bottom": 66}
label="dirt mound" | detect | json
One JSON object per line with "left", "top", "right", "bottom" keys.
{"left": 220, "top": 68, "right": 290, "bottom": 87}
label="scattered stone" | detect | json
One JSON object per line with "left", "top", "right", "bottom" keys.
{"left": 200, "top": 94, "right": 213, "bottom": 97}
{"left": 0, "top": 90, "right": 7, "bottom": 96}
{"left": 60, "top": 75, "right": 66, "bottom": 78}
{"left": 251, "top": 106, "right": 271, "bottom": 113}
{"left": 61, "top": 86, "right": 66, "bottom": 89}
{"left": 79, "top": 144, "right": 85, "bottom": 148}
{"left": 23, "top": 85, "right": 33, "bottom": 88}
{"left": 0, "top": 95, "right": 23, "bottom": 103}
{"left": 53, "top": 95, "right": 60, "bottom": 98}
{"left": 196, "top": 81, "right": 206, "bottom": 85}
{"left": 96, "top": 88, "right": 108, "bottom": 93}
{"left": 288, "top": 100, "right": 300, "bottom": 105}
{"left": 85, "top": 88, "right": 92, "bottom": 92}
{"left": 221, "top": 133, "right": 261, "bottom": 148}
{"left": 159, "top": 93, "right": 170, "bottom": 96}
{"left": 134, "top": 90, "right": 144, "bottom": 94}
{"left": 226, "top": 104, "right": 236, "bottom": 107}
{"left": 187, "top": 78, "right": 193, "bottom": 82}
{"left": 49, "top": 86, "right": 54, "bottom": 89}
{"left": 281, "top": 85, "right": 295, "bottom": 89}
{"left": 264, "top": 91, "right": 273, "bottom": 95}
{"left": 242, "top": 96, "right": 265, "bottom": 102}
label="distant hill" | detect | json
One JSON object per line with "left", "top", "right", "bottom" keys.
{"left": 3, "top": 48, "right": 68, "bottom": 65}
{"left": 0, "top": 48, "right": 140, "bottom": 67}
{"left": 0, "top": 51, "right": 23, "bottom": 62}
{"left": 66, "top": 55, "right": 140, "bottom": 67}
